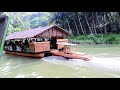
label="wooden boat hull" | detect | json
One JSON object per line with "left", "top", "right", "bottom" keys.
{"left": 5, "top": 51, "right": 44, "bottom": 58}
{"left": 50, "top": 50, "right": 93, "bottom": 61}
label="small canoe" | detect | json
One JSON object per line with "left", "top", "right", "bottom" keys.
{"left": 5, "top": 50, "right": 44, "bottom": 58}
{"left": 50, "top": 49, "right": 93, "bottom": 61}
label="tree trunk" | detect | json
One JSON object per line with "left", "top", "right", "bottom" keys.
{"left": 109, "top": 12, "right": 118, "bottom": 32}
{"left": 84, "top": 12, "right": 93, "bottom": 34}
{"left": 118, "top": 12, "right": 120, "bottom": 29}
{"left": 109, "top": 12, "right": 113, "bottom": 21}
{"left": 78, "top": 14, "right": 85, "bottom": 35}
{"left": 66, "top": 18, "right": 73, "bottom": 35}
{"left": 83, "top": 26, "right": 87, "bottom": 34}
{"left": 73, "top": 17, "right": 80, "bottom": 35}
{"left": 92, "top": 12, "right": 97, "bottom": 35}
{"left": 104, "top": 12, "right": 107, "bottom": 34}
{"left": 96, "top": 12, "right": 103, "bottom": 34}
{"left": 107, "top": 12, "right": 113, "bottom": 32}
{"left": 91, "top": 24, "right": 93, "bottom": 33}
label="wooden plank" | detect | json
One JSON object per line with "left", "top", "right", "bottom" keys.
{"left": 57, "top": 39, "right": 68, "bottom": 49}
{"left": 29, "top": 41, "right": 50, "bottom": 53}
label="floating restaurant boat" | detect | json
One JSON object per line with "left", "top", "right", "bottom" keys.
{"left": 4, "top": 25, "right": 93, "bottom": 61}
{"left": 4, "top": 25, "right": 70, "bottom": 58}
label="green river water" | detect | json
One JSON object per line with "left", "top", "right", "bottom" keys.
{"left": 0, "top": 44, "right": 120, "bottom": 78}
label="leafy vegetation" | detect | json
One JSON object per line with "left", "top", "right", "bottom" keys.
{"left": 50, "top": 12, "right": 120, "bottom": 35}
{"left": 68, "top": 33, "right": 120, "bottom": 44}
{"left": 1, "top": 12, "right": 52, "bottom": 35}
{"left": 1, "top": 12, "right": 120, "bottom": 44}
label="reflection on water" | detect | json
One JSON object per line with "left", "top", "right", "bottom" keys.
{"left": 0, "top": 44, "right": 120, "bottom": 78}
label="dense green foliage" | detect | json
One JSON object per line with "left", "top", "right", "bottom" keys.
{"left": 50, "top": 12, "right": 120, "bottom": 35}
{"left": 68, "top": 33, "right": 120, "bottom": 44}
{"left": 1, "top": 12, "right": 120, "bottom": 36}
{"left": 50, "top": 12, "right": 120, "bottom": 44}
{"left": 1, "top": 12, "right": 52, "bottom": 35}
{"left": 1, "top": 12, "right": 120, "bottom": 44}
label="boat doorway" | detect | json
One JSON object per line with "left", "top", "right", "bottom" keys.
{"left": 50, "top": 37, "right": 57, "bottom": 49}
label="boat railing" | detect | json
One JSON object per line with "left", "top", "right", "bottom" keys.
{"left": 4, "top": 38, "right": 69, "bottom": 54}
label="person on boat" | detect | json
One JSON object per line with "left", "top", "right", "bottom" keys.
{"left": 16, "top": 41, "right": 22, "bottom": 52}
{"left": 36, "top": 38, "right": 39, "bottom": 42}
{"left": 25, "top": 38, "right": 29, "bottom": 47}
{"left": 20, "top": 41, "right": 24, "bottom": 52}
{"left": 15, "top": 41, "right": 18, "bottom": 51}
{"left": 19, "top": 41, "right": 22, "bottom": 51}
{"left": 63, "top": 45, "right": 67, "bottom": 54}
{"left": 63, "top": 45, "right": 72, "bottom": 54}
{"left": 24, "top": 38, "right": 29, "bottom": 52}
{"left": 8, "top": 40, "right": 13, "bottom": 51}
{"left": 30, "top": 39, "right": 32, "bottom": 43}
{"left": 12, "top": 41, "right": 17, "bottom": 51}
{"left": 7, "top": 41, "right": 9, "bottom": 50}
{"left": 51, "top": 37, "right": 57, "bottom": 49}
{"left": 48, "top": 36, "right": 52, "bottom": 48}
{"left": 4, "top": 41, "right": 8, "bottom": 50}
{"left": 48, "top": 36, "right": 51, "bottom": 41}
{"left": 42, "top": 37, "right": 45, "bottom": 42}
{"left": 32, "top": 38, "right": 36, "bottom": 42}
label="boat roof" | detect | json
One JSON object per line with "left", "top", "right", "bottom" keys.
{"left": 5, "top": 24, "right": 71, "bottom": 40}
{"left": 57, "top": 42, "right": 78, "bottom": 46}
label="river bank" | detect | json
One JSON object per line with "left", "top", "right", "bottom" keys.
{"left": 68, "top": 33, "right": 120, "bottom": 44}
